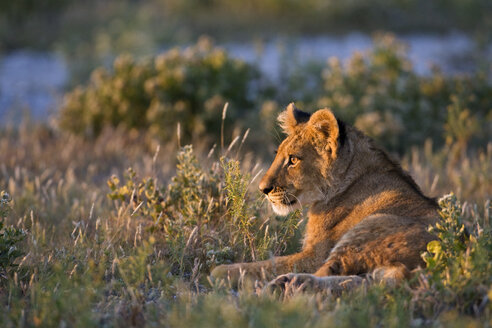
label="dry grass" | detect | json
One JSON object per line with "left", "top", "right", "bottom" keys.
{"left": 0, "top": 119, "right": 490, "bottom": 327}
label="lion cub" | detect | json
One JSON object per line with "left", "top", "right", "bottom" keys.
{"left": 211, "top": 104, "right": 438, "bottom": 293}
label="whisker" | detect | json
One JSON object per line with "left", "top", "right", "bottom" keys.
{"left": 259, "top": 197, "right": 267, "bottom": 209}
{"left": 253, "top": 193, "right": 267, "bottom": 204}
{"left": 287, "top": 192, "right": 303, "bottom": 209}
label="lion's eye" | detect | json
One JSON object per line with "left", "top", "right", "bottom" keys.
{"left": 288, "top": 155, "right": 300, "bottom": 166}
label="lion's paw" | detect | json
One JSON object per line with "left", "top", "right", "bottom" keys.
{"left": 263, "top": 273, "right": 320, "bottom": 294}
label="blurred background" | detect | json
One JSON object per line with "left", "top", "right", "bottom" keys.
{"left": 0, "top": 0, "right": 491, "bottom": 156}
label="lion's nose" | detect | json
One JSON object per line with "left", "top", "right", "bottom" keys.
{"left": 259, "top": 174, "right": 274, "bottom": 195}
{"left": 259, "top": 184, "right": 273, "bottom": 195}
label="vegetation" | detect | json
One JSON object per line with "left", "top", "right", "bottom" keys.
{"left": 1, "top": 29, "right": 491, "bottom": 326}
{"left": 105, "top": 145, "right": 302, "bottom": 277}
{"left": 0, "top": 191, "right": 26, "bottom": 283}
{"left": 0, "top": 120, "right": 490, "bottom": 326}
{"left": 422, "top": 194, "right": 491, "bottom": 316}
{"left": 60, "top": 35, "right": 492, "bottom": 154}
{"left": 60, "top": 38, "right": 259, "bottom": 141}
{"left": 315, "top": 34, "right": 491, "bottom": 152}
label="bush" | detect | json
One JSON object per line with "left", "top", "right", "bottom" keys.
{"left": 60, "top": 37, "right": 259, "bottom": 142}
{"left": 420, "top": 193, "right": 491, "bottom": 315}
{"left": 0, "top": 191, "right": 26, "bottom": 282}
{"left": 315, "top": 34, "right": 492, "bottom": 152}
{"left": 107, "top": 145, "right": 303, "bottom": 277}
{"left": 59, "top": 33, "right": 491, "bottom": 155}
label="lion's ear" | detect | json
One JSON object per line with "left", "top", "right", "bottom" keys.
{"left": 277, "top": 103, "right": 311, "bottom": 135}
{"left": 308, "top": 109, "right": 339, "bottom": 155}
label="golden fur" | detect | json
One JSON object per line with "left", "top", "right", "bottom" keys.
{"left": 211, "top": 104, "right": 439, "bottom": 292}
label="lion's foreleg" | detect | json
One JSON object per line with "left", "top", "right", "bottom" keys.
{"left": 210, "top": 251, "right": 320, "bottom": 287}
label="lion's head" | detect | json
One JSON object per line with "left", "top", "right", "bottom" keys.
{"left": 259, "top": 104, "right": 349, "bottom": 215}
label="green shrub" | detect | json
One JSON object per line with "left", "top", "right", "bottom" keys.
{"left": 0, "top": 191, "right": 26, "bottom": 282}
{"left": 107, "top": 145, "right": 303, "bottom": 277}
{"left": 316, "top": 34, "right": 492, "bottom": 152}
{"left": 421, "top": 193, "right": 491, "bottom": 315}
{"left": 59, "top": 33, "right": 492, "bottom": 155}
{"left": 60, "top": 37, "right": 259, "bottom": 142}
